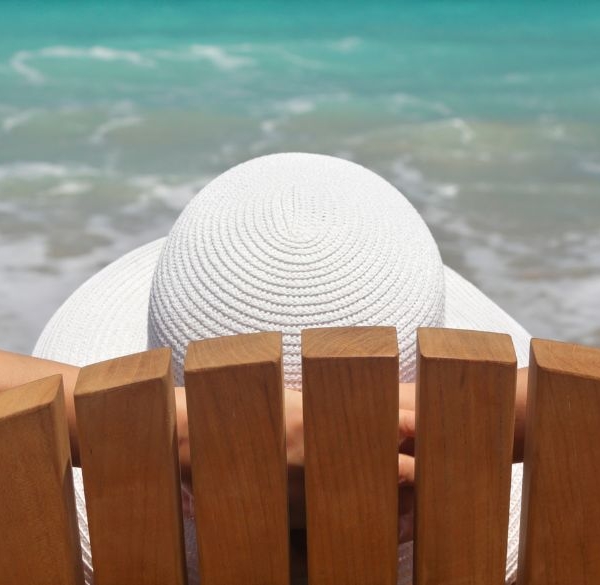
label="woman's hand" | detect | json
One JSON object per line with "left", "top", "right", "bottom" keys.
{"left": 398, "top": 408, "right": 416, "bottom": 485}
{"left": 284, "top": 388, "right": 306, "bottom": 528}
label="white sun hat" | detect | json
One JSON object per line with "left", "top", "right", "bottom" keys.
{"left": 33, "top": 152, "right": 529, "bottom": 585}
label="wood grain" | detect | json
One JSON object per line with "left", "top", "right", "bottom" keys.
{"left": 415, "top": 328, "right": 517, "bottom": 585}
{"left": 74, "top": 348, "right": 186, "bottom": 585}
{"left": 517, "top": 339, "right": 600, "bottom": 585}
{"left": 184, "top": 331, "right": 289, "bottom": 585}
{"left": 302, "top": 326, "right": 399, "bottom": 585}
{"left": 0, "top": 375, "right": 84, "bottom": 585}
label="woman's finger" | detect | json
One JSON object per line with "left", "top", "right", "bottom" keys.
{"left": 398, "top": 453, "right": 415, "bottom": 485}
{"left": 399, "top": 409, "right": 416, "bottom": 444}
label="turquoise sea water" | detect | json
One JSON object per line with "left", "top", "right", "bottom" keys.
{"left": 1, "top": 1, "right": 599, "bottom": 351}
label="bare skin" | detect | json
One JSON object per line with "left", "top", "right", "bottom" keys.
{"left": 0, "top": 349, "right": 528, "bottom": 542}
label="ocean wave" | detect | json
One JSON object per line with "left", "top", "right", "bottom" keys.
{"left": 43, "top": 181, "right": 93, "bottom": 197}
{"left": 10, "top": 51, "right": 44, "bottom": 84}
{"left": 390, "top": 157, "right": 460, "bottom": 203}
{"left": 580, "top": 159, "right": 600, "bottom": 175}
{"left": 187, "top": 44, "right": 255, "bottom": 70}
{"left": 260, "top": 119, "right": 278, "bottom": 135}
{"left": 464, "top": 228, "right": 600, "bottom": 344}
{"left": 275, "top": 98, "right": 316, "bottom": 115}
{"left": 421, "top": 117, "right": 475, "bottom": 144}
{"left": 89, "top": 116, "right": 143, "bottom": 145}
{"left": 390, "top": 93, "right": 451, "bottom": 117}
{"left": 10, "top": 46, "right": 154, "bottom": 85}
{"left": 2, "top": 108, "right": 41, "bottom": 132}
{"left": 9, "top": 41, "right": 327, "bottom": 81}
{"left": 0, "top": 162, "right": 99, "bottom": 181}
{"left": 127, "top": 175, "right": 211, "bottom": 210}
{"left": 436, "top": 184, "right": 460, "bottom": 199}
{"left": 152, "top": 44, "right": 255, "bottom": 70}
{"left": 538, "top": 115, "right": 567, "bottom": 141}
{"left": 42, "top": 45, "right": 152, "bottom": 65}
{"left": 450, "top": 118, "right": 476, "bottom": 144}
{"left": 12, "top": 43, "right": 256, "bottom": 78}
{"left": 330, "top": 36, "right": 362, "bottom": 53}
{"left": 391, "top": 157, "right": 425, "bottom": 190}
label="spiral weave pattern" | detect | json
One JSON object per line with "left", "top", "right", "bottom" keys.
{"left": 148, "top": 153, "right": 445, "bottom": 386}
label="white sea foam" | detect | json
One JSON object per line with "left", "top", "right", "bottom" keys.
{"left": 391, "top": 157, "right": 461, "bottom": 206}
{"left": 260, "top": 119, "right": 278, "bottom": 134}
{"left": 276, "top": 98, "right": 316, "bottom": 115}
{"left": 0, "top": 222, "right": 161, "bottom": 352}
{"left": 463, "top": 228, "right": 600, "bottom": 344}
{"left": 43, "top": 181, "right": 93, "bottom": 196}
{"left": 9, "top": 39, "right": 314, "bottom": 80}
{"left": 0, "top": 199, "right": 19, "bottom": 214}
{"left": 0, "top": 162, "right": 99, "bottom": 181}
{"left": 162, "top": 42, "right": 319, "bottom": 70}
{"left": 390, "top": 93, "right": 451, "bottom": 116}
{"left": 187, "top": 44, "right": 254, "bottom": 69}
{"left": 41, "top": 45, "right": 153, "bottom": 65}
{"left": 391, "top": 157, "right": 425, "bottom": 189}
{"left": 539, "top": 118, "right": 566, "bottom": 141}
{"left": 153, "top": 45, "right": 255, "bottom": 70}
{"left": 580, "top": 159, "right": 600, "bottom": 175}
{"left": 2, "top": 108, "right": 41, "bottom": 132}
{"left": 436, "top": 184, "right": 459, "bottom": 199}
{"left": 89, "top": 116, "right": 143, "bottom": 144}
{"left": 420, "top": 117, "right": 475, "bottom": 144}
{"left": 10, "top": 51, "right": 44, "bottom": 84}
{"left": 448, "top": 118, "right": 475, "bottom": 144}
{"left": 330, "top": 36, "right": 362, "bottom": 53}
{"left": 127, "top": 175, "right": 212, "bottom": 210}
{"left": 10, "top": 46, "right": 154, "bottom": 85}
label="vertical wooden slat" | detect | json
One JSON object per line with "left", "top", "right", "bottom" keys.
{"left": 184, "top": 332, "right": 289, "bottom": 585}
{"left": 74, "top": 348, "right": 186, "bottom": 585}
{"left": 0, "top": 375, "right": 84, "bottom": 585}
{"left": 302, "top": 326, "right": 399, "bottom": 585}
{"left": 415, "top": 328, "right": 516, "bottom": 585}
{"left": 517, "top": 339, "right": 600, "bottom": 585}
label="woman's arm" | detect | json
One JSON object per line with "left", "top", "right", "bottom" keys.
{"left": 0, "top": 349, "right": 416, "bottom": 531}
{"left": 0, "top": 350, "right": 528, "bottom": 463}
{"left": 0, "top": 350, "right": 307, "bottom": 524}
{"left": 0, "top": 350, "right": 287, "bottom": 476}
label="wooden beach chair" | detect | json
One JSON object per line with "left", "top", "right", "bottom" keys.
{"left": 1, "top": 326, "right": 600, "bottom": 585}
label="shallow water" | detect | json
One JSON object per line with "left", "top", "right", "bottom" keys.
{"left": 1, "top": 0, "right": 599, "bottom": 352}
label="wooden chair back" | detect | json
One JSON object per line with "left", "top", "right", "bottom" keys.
{"left": 1, "top": 326, "right": 600, "bottom": 585}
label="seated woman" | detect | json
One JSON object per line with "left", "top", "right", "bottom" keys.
{"left": 0, "top": 153, "right": 530, "bottom": 585}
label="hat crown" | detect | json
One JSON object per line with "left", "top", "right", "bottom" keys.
{"left": 276, "top": 187, "right": 322, "bottom": 241}
{"left": 148, "top": 153, "right": 445, "bottom": 386}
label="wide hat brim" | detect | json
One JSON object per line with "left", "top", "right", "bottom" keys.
{"left": 33, "top": 236, "right": 531, "bottom": 368}
{"left": 32, "top": 236, "right": 529, "bottom": 585}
